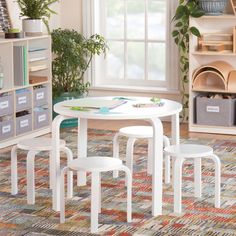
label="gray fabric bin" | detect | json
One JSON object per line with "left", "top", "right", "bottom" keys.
{"left": 16, "top": 114, "right": 32, "bottom": 135}
{"left": 33, "top": 87, "right": 48, "bottom": 106}
{"left": 16, "top": 90, "right": 31, "bottom": 111}
{"left": 0, "top": 93, "right": 13, "bottom": 116}
{"left": 196, "top": 96, "right": 236, "bottom": 126}
{"left": 0, "top": 119, "right": 14, "bottom": 141}
{"left": 34, "top": 109, "right": 49, "bottom": 129}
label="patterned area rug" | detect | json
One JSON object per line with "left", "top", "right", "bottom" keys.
{"left": 0, "top": 128, "right": 236, "bottom": 236}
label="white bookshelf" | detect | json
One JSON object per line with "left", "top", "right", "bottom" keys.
{"left": 0, "top": 35, "right": 52, "bottom": 148}
{"left": 189, "top": 15, "right": 236, "bottom": 135}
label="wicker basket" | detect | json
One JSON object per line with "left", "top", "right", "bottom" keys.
{"left": 198, "top": 0, "right": 228, "bottom": 15}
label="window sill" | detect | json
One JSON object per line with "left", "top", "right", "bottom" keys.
{"left": 89, "top": 85, "right": 180, "bottom": 95}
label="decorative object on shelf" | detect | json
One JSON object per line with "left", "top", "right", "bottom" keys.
{"left": 192, "top": 61, "right": 234, "bottom": 91}
{"left": 198, "top": 33, "right": 233, "bottom": 52}
{"left": 51, "top": 28, "right": 108, "bottom": 127}
{"left": 17, "top": 0, "right": 59, "bottom": 35}
{"left": 5, "top": 28, "right": 23, "bottom": 39}
{"left": 198, "top": 0, "right": 228, "bottom": 15}
{"left": 230, "top": 0, "right": 236, "bottom": 14}
{"left": 0, "top": 0, "right": 11, "bottom": 32}
{"left": 172, "top": 0, "right": 204, "bottom": 122}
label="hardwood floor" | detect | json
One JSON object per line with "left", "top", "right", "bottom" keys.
{"left": 0, "top": 120, "right": 235, "bottom": 154}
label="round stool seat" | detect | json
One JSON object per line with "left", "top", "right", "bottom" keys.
{"left": 164, "top": 144, "right": 213, "bottom": 158}
{"left": 17, "top": 138, "right": 66, "bottom": 151}
{"left": 119, "top": 126, "right": 153, "bottom": 138}
{"left": 69, "top": 157, "right": 123, "bottom": 172}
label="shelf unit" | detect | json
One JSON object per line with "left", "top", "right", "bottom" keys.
{"left": 0, "top": 35, "right": 52, "bottom": 148}
{"left": 189, "top": 15, "right": 236, "bottom": 135}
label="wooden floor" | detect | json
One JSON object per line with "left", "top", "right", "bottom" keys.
{"left": 0, "top": 120, "right": 235, "bottom": 154}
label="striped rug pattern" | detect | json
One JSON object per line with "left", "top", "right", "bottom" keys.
{"left": 0, "top": 128, "right": 236, "bottom": 235}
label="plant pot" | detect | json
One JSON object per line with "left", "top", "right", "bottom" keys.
{"left": 53, "top": 92, "right": 83, "bottom": 128}
{"left": 198, "top": 0, "right": 228, "bottom": 15}
{"left": 22, "top": 19, "right": 43, "bottom": 36}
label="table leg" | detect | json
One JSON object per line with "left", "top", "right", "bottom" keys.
{"left": 150, "top": 117, "right": 163, "bottom": 216}
{"left": 171, "top": 113, "right": 180, "bottom": 145}
{"left": 52, "top": 115, "right": 68, "bottom": 211}
{"left": 77, "top": 118, "right": 88, "bottom": 186}
{"left": 171, "top": 113, "right": 180, "bottom": 187}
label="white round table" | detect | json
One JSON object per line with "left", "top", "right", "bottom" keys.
{"left": 52, "top": 96, "right": 182, "bottom": 216}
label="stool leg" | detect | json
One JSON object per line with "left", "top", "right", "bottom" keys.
{"left": 194, "top": 158, "right": 202, "bottom": 198}
{"left": 147, "top": 138, "right": 153, "bottom": 175}
{"left": 120, "top": 165, "right": 132, "bottom": 222}
{"left": 125, "top": 138, "right": 136, "bottom": 186}
{"left": 11, "top": 145, "right": 18, "bottom": 195}
{"left": 98, "top": 172, "right": 101, "bottom": 213}
{"left": 91, "top": 171, "right": 100, "bottom": 233}
{"left": 49, "top": 151, "right": 53, "bottom": 190}
{"left": 61, "top": 147, "right": 74, "bottom": 199}
{"left": 164, "top": 136, "right": 171, "bottom": 184}
{"left": 209, "top": 154, "right": 221, "bottom": 208}
{"left": 27, "top": 151, "right": 37, "bottom": 205}
{"left": 60, "top": 167, "right": 69, "bottom": 223}
{"left": 174, "top": 157, "right": 184, "bottom": 214}
{"left": 113, "top": 133, "right": 120, "bottom": 178}
{"left": 171, "top": 156, "right": 176, "bottom": 187}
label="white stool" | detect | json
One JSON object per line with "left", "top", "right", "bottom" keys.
{"left": 164, "top": 144, "right": 221, "bottom": 214}
{"left": 11, "top": 137, "right": 73, "bottom": 205}
{"left": 113, "top": 126, "right": 171, "bottom": 183}
{"left": 60, "top": 156, "right": 132, "bottom": 233}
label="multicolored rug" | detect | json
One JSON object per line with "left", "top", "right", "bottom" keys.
{"left": 0, "top": 128, "right": 236, "bottom": 236}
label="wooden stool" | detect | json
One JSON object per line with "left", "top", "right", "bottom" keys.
{"left": 113, "top": 126, "right": 171, "bottom": 183}
{"left": 60, "top": 156, "right": 132, "bottom": 233}
{"left": 164, "top": 144, "right": 221, "bottom": 214}
{"left": 11, "top": 137, "right": 73, "bottom": 205}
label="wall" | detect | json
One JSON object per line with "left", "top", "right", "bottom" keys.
{"left": 60, "top": 0, "right": 83, "bottom": 32}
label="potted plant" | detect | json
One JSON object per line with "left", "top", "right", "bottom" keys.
{"left": 17, "top": 0, "right": 58, "bottom": 35}
{"left": 51, "top": 28, "right": 108, "bottom": 127}
{"left": 172, "top": 0, "right": 204, "bottom": 121}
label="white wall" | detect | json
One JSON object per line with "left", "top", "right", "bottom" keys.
{"left": 60, "top": 0, "right": 83, "bottom": 32}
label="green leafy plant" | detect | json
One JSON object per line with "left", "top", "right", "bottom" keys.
{"left": 17, "top": 0, "right": 58, "bottom": 32}
{"left": 172, "top": 0, "right": 204, "bottom": 121}
{"left": 51, "top": 28, "right": 108, "bottom": 98}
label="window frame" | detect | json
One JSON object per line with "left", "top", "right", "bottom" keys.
{"left": 82, "top": 0, "right": 179, "bottom": 93}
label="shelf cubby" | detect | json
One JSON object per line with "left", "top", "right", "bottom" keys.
{"left": 0, "top": 35, "right": 51, "bottom": 148}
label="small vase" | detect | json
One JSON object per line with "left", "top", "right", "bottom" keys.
{"left": 198, "top": 0, "right": 228, "bottom": 15}
{"left": 22, "top": 19, "right": 43, "bottom": 36}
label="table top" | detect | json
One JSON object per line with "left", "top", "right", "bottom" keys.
{"left": 54, "top": 96, "right": 182, "bottom": 120}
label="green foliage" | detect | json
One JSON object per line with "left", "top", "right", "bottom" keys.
{"left": 51, "top": 28, "right": 108, "bottom": 98}
{"left": 172, "top": 0, "right": 204, "bottom": 121}
{"left": 17, "top": 0, "right": 58, "bottom": 32}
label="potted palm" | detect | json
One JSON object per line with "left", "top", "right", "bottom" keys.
{"left": 17, "top": 0, "right": 58, "bottom": 35}
{"left": 52, "top": 28, "right": 108, "bottom": 127}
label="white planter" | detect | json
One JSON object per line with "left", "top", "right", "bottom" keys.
{"left": 22, "top": 19, "right": 43, "bottom": 36}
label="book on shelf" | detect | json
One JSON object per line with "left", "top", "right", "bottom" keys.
{"left": 13, "top": 46, "right": 28, "bottom": 86}
{"left": 29, "top": 56, "right": 47, "bottom": 62}
{"left": 28, "top": 47, "right": 47, "bottom": 52}
{"left": 29, "top": 64, "right": 47, "bottom": 72}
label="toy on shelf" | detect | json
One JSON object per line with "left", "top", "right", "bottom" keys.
{"left": 230, "top": 0, "right": 236, "bottom": 15}
{"left": 198, "top": 33, "right": 233, "bottom": 52}
{"left": 192, "top": 61, "right": 235, "bottom": 91}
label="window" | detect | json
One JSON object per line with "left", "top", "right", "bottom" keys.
{"left": 83, "top": 0, "right": 178, "bottom": 91}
